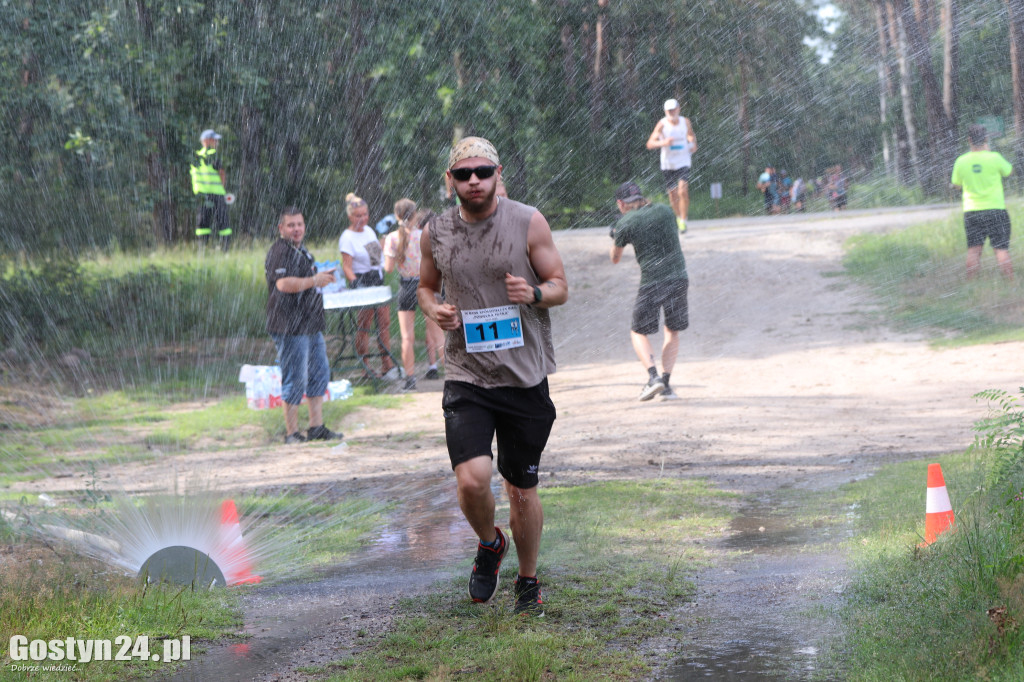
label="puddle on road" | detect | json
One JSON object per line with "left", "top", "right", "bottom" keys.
{"left": 664, "top": 503, "right": 845, "bottom": 681}
{"left": 664, "top": 641, "right": 818, "bottom": 681}
{"left": 722, "top": 513, "right": 820, "bottom": 553}
{"left": 168, "top": 473, "right": 479, "bottom": 682}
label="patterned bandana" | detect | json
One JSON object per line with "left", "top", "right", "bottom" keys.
{"left": 448, "top": 136, "right": 500, "bottom": 169}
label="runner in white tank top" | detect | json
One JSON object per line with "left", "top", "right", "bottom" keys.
{"left": 646, "top": 98, "right": 698, "bottom": 233}
{"left": 660, "top": 116, "right": 692, "bottom": 170}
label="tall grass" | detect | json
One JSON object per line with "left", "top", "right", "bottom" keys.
{"left": 843, "top": 201, "right": 1024, "bottom": 344}
{"left": 834, "top": 390, "right": 1024, "bottom": 680}
{"left": 0, "top": 239, "right": 416, "bottom": 394}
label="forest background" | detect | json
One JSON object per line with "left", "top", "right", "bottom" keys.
{"left": 2, "top": 0, "right": 1023, "bottom": 254}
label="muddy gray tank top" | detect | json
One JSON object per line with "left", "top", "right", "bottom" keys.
{"left": 429, "top": 198, "right": 556, "bottom": 388}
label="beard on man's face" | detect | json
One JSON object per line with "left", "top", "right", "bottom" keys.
{"left": 456, "top": 181, "right": 496, "bottom": 212}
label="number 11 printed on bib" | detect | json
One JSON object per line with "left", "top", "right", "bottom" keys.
{"left": 461, "top": 305, "right": 525, "bottom": 353}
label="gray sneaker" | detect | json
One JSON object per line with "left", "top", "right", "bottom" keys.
{"left": 382, "top": 367, "right": 402, "bottom": 382}
{"left": 660, "top": 386, "right": 681, "bottom": 401}
{"left": 639, "top": 377, "right": 666, "bottom": 401}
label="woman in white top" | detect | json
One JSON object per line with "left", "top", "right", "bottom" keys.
{"left": 339, "top": 192, "right": 397, "bottom": 379}
{"left": 384, "top": 203, "right": 444, "bottom": 391}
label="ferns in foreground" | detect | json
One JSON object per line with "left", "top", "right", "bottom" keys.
{"left": 971, "top": 388, "right": 1024, "bottom": 488}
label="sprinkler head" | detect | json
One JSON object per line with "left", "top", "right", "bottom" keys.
{"left": 139, "top": 545, "right": 226, "bottom": 588}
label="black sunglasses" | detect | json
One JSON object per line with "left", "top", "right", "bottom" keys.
{"left": 450, "top": 165, "right": 497, "bottom": 182}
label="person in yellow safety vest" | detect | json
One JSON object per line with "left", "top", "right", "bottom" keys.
{"left": 191, "top": 129, "right": 232, "bottom": 251}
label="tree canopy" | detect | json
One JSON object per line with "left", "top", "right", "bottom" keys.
{"left": 0, "top": 0, "right": 1017, "bottom": 254}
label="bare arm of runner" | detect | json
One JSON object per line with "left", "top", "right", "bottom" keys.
{"left": 417, "top": 225, "right": 461, "bottom": 330}
{"left": 685, "top": 117, "right": 697, "bottom": 154}
{"left": 645, "top": 119, "right": 671, "bottom": 150}
{"left": 505, "top": 211, "right": 569, "bottom": 308}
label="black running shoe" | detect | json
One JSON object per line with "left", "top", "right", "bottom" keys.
{"left": 513, "top": 574, "right": 544, "bottom": 617}
{"left": 468, "top": 527, "right": 507, "bottom": 603}
{"left": 284, "top": 431, "right": 306, "bottom": 445}
{"left": 424, "top": 368, "right": 440, "bottom": 380}
{"left": 307, "top": 425, "right": 343, "bottom": 441}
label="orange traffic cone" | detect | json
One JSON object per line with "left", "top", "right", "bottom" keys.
{"left": 219, "top": 499, "right": 262, "bottom": 585}
{"left": 920, "top": 463, "right": 955, "bottom": 546}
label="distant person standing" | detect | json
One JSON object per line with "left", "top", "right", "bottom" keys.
{"left": 190, "top": 129, "right": 232, "bottom": 251}
{"left": 757, "top": 165, "right": 779, "bottom": 215}
{"left": 419, "top": 136, "right": 568, "bottom": 616}
{"left": 826, "top": 165, "right": 847, "bottom": 211}
{"left": 610, "top": 182, "right": 689, "bottom": 402}
{"left": 339, "top": 193, "right": 398, "bottom": 380}
{"left": 646, "top": 98, "right": 697, "bottom": 233}
{"left": 383, "top": 201, "right": 444, "bottom": 391}
{"left": 790, "top": 177, "right": 806, "bottom": 212}
{"left": 265, "top": 207, "right": 343, "bottom": 444}
{"left": 951, "top": 124, "right": 1014, "bottom": 280}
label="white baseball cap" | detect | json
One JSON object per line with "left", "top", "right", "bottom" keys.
{"left": 200, "top": 129, "right": 222, "bottom": 141}
{"left": 663, "top": 98, "right": 680, "bottom": 111}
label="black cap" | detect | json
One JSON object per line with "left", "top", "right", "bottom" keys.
{"left": 615, "top": 181, "right": 644, "bottom": 203}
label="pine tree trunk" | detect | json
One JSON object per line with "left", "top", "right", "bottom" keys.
{"left": 941, "top": 0, "right": 959, "bottom": 131}
{"left": 17, "top": 8, "right": 37, "bottom": 179}
{"left": 738, "top": 33, "right": 751, "bottom": 197}
{"left": 897, "top": 0, "right": 953, "bottom": 195}
{"left": 895, "top": 10, "right": 923, "bottom": 187}
{"left": 874, "top": 1, "right": 893, "bottom": 177}
{"left": 134, "top": 0, "right": 175, "bottom": 244}
{"left": 238, "top": 105, "right": 263, "bottom": 237}
{"left": 1008, "top": 0, "right": 1024, "bottom": 184}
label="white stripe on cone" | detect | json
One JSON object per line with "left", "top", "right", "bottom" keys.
{"left": 926, "top": 486, "right": 952, "bottom": 513}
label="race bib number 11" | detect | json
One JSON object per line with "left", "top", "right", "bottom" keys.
{"left": 462, "top": 305, "right": 525, "bottom": 353}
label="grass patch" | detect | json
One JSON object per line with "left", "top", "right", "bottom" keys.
{"left": 323, "top": 479, "right": 737, "bottom": 681}
{"left": 843, "top": 201, "right": 1024, "bottom": 344}
{"left": 0, "top": 387, "right": 401, "bottom": 487}
{"left": 819, "top": 388, "right": 1024, "bottom": 680}
{"left": 239, "top": 491, "right": 391, "bottom": 571}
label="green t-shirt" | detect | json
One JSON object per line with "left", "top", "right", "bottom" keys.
{"left": 613, "top": 203, "right": 687, "bottom": 286}
{"left": 951, "top": 150, "right": 1012, "bottom": 212}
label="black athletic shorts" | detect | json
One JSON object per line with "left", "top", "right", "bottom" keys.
{"left": 632, "top": 277, "right": 689, "bottom": 336}
{"left": 442, "top": 379, "right": 556, "bottom": 489}
{"left": 964, "top": 209, "right": 1011, "bottom": 250}
{"left": 663, "top": 167, "right": 690, "bottom": 189}
{"left": 398, "top": 277, "right": 419, "bottom": 312}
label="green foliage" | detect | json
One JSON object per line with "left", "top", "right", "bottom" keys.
{"left": 0, "top": 249, "right": 265, "bottom": 353}
{"left": 1, "top": 0, "right": 906, "bottom": 255}
{"left": 972, "top": 388, "right": 1024, "bottom": 489}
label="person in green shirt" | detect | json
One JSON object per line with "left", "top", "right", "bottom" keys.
{"left": 610, "top": 181, "right": 689, "bottom": 402}
{"left": 951, "top": 124, "right": 1013, "bottom": 280}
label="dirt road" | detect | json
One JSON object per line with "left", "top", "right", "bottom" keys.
{"left": 159, "top": 205, "right": 1024, "bottom": 679}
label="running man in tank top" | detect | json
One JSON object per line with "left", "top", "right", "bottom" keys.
{"left": 646, "top": 98, "right": 698, "bottom": 233}
{"left": 418, "top": 136, "right": 568, "bottom": 616}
